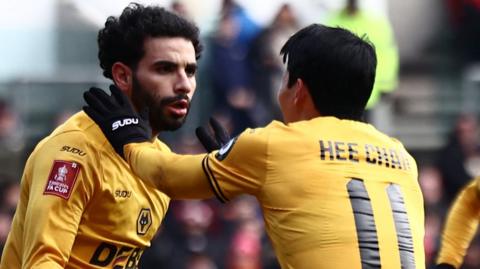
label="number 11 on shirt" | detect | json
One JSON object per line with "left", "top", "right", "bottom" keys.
{"left": 347, "top": 178, "right": 416, "bottom": 269}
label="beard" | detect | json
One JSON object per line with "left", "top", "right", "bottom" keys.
{"left": 130, "top": 75, "right": 190, "bottom": 133}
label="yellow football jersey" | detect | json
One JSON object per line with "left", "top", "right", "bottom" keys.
{"left": 0, "top": 112, "right": 170, "bottom": 269}
{"left": 436, "top": 179, "right": 480, "bottom": 268}
{"left": 126, "top": 116, "right": 425, "bottom": 269}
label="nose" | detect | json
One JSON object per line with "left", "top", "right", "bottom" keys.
{"left": 174, "top": 71, "right": 194, "bottom": 95}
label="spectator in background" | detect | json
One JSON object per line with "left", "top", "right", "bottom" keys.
{"left": 420, "top": 165, "right": 448, "bottom": 212}
{"left": 0, "top": 99, "right": 24, "bottom": 179}
{"left": 220, "top": 0, "right": 261, "bottom": 47}
{"left": 227, "top": 218, "right": 262, "bottom": 269}
{"left": 141, "top": 198, "right": 239, "bottom": 268}
{"left": 207, "top": 0, "right": 261, "bottom": 136}
{"left": 436, "top": 114, "right": 480, "bottom": 203}
{"left": 170, "top": 1, "right": 193, "bottom": 21}
{"left": 222, "top": 196, "right": 262, "bottom": 269}
{"left": 250, "top": 3, "right": 300, "bottom": 123}
{"left": 208, "top": 14, "right": 255, "bottom": 135}
{"left": 186, "top": 253, "right": 218, "bottom": 269}
{"left": 0, "top": 176, "right": 20, "bottom": 216}
{"left": 0, "top": 174, "right": 18, "bottom": 255}
{"left": 418, "top": 166, "right": 447, "bottom": 267}
{"left": 0, "top": 211, "right": 11, "bottom": 255}
{"left": 326, "top": 0, "right": 399, "bottom": 134}
{"left": 0, "top": 99, "right": 18, "bottom": 142}
{"left": 425, "top": 209, "right": 443, "bottom": 268}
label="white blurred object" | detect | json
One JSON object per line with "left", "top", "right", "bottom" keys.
{"left": 67, "top": 0, "right": 388, "bottom": 32}
{"left": 0, "top": 0, "right": 56, "bottom": 29}
{"left": 466, "top": 156, "right": 480, "bottom": 178}
{"left": 70, "top": 0, "right": 170, "bottom": 27}
{"left": 461, "top": 63, "right": 480, "bottom": 114}
{"left": 237, "top": 0, "right": 388, "bottom": 26}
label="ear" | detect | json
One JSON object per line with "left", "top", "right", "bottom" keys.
{"left": 112, "top": 62, "right": 133, "bottom": 96}
{"left": 293, "top": 78, "right": 308, "bottom": 105}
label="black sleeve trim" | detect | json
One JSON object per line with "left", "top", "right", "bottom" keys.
{"left": 202, "top": 155, "right": 229, "bottom": 203}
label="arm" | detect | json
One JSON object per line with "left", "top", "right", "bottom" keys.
{"left": 436, "top": 179, "right": 480, "bottom": 268}
{"left": 125, "top": 142, "right": 214, "bottom": 199}
{"left": 11, "top": 133, "right": 94, "bottom": 268}
{"left": 83, "top": 85, "right": 216, "bottom": 200}
{"left": 124, "top": 125, "right": 268, "bottom": 202}
{"left": 82, "top": 85, "right": 266, "bottom": 201}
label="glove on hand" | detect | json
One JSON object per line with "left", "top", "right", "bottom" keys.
{"left": 83, "top": 84, "right": 151, "bottom": 158}
{"left": 195, "top": 117, "right": 230, "bottom": 152}
{"left": 435, "top": 264, "right": 455, "bottom": 269}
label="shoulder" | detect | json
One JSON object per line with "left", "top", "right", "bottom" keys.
{"left": 30, "top": 112, "right": 106, "bottom": 164}
{"left": 235, "top": 121, "right": 284, "bottom": 146}
{"left": 242, "top": 120, "right": 287, "bottom": 138}
{"left": 210, "top": 123, "right": 279, "bottom": 162}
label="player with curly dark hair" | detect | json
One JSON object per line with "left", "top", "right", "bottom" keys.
{"left": 84, "top": 24, "right": 426, "bottom": 268}
{"left": 1, "top": 3, "right": 202, "bottom": 268}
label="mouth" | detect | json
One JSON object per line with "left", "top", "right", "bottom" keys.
{"left": 165, "top": 99, "right": 189, "bottom": 117}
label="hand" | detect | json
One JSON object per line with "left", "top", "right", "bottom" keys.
{"left": 195, "top": 117, "right": 230, "bottom": 152}
{"left": 83, "top": 85, "right": 151, "bottom": 158}
{"left": 435, "top": 264, "right": 455, "bottom": 269}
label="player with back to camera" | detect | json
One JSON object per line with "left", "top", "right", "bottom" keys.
{"left": 84, "top": 24, "right": 425, "bottom": 268}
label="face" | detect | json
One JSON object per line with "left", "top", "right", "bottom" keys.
{"left": 131, "top": 37, "right": 197, "bottom": 133}
{"left": 277, "top": 71, "right": 295, "bottom": 123}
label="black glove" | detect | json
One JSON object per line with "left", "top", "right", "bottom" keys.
{"left": 195, "top": 117, "right": 230, "bottom": 152}
{"left": 83, "top": 85, "right": 151, "bottom": 158}
{"left": 435, "top": 264, "right": 456, "bottom": 269}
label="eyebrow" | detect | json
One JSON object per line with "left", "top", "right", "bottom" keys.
{"left": 153, "top": 60, "right": 197, "bottom": 69}
{"left": 186, "top": 63, "right": 198, "bottom": 70}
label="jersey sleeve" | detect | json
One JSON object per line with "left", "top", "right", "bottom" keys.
{"left": 202, "top": 127, "right": 269, "bottom": 202}
{"left": 124, "top": 127, "right": 269, "bottom": 202}
{"left": 436, "top": 178, "right": 480, "bottom": 268}
{"left": 18, "top": 132, "right": 97, "bottom": 268}
{"left": 125, "top": 142, "right": 213, "bottom": 199}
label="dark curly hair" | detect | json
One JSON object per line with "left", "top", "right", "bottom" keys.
{"left": 98, "top": 2, "right": 202, "bottom": 79}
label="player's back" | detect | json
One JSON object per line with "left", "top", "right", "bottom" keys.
{"left": 259, "top": 117, "right": 424, "bottom": 268}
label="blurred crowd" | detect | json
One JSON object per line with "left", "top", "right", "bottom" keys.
{"left": 422, "top": 114, "right": 480, "bottom": 269}
{"left": 0, "top": 0, "right": 480, "bottom": 268}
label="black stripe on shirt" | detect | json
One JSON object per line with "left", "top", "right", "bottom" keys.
{"left": 347, "top": 178, "right": 381, "bottom": 269}
{"left": 202, "top": 156, "right": 228, "bottom": 203}
{"left": 386, "top": 184, "right": 416, "bottom": 269}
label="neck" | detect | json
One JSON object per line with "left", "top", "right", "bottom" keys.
{"left": 300, "top": 109, "right": 321, "bottom": 121}
{"left": 285, "top": 109, "right": 321, "bottom": 124}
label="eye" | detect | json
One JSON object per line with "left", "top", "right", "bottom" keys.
{"left": 185, "top": 65, "right": 197, "bottom": 77}
{"left": 155, "top": 63, "right": 176, "bottom": 74}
